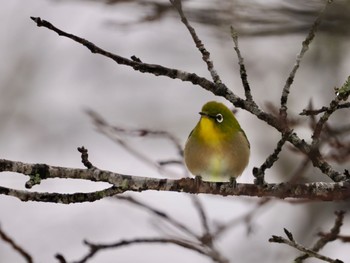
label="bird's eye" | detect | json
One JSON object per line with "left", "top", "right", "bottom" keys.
{"left": 215, "top": 113, "right": 223, "bottom": 123}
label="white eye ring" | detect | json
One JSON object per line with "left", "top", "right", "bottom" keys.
{"left": 215, "top": 113, "right": 223, "bottom": 123}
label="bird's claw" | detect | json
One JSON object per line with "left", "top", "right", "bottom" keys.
{"left": 229, "top": 177, "right": 237, "bottom": 188}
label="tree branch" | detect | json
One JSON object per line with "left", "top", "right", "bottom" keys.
{"left": 269, "top": 228, "right": 344, "bottom": 263}
{"left": 1, "top": 159, "right": 350, "bottom": 203}
{"left": 30, "top": 15, "right": 348, "bottom": 182}
{"left": 300, "top": 102, "right": 350, "bottom": 116}
{"left": 170, "top": 0, "right": 222, "bottom": 84}
{"left": 295, "top": 211, "right": 345, "bottom": 262}
{"left": 279, "top": 0, "right": 333, "bottom": 120}
{"left": 253, "top": 130, "right": 292, "bottom": 185}
{"left": 230, "top": 26, "right": 254, "bottom": 102}
{"left": 70, "top": 237, "right": 229, "bottom": 263}
{"left": 29, "top": 16, "right": 232, "bottom": 102}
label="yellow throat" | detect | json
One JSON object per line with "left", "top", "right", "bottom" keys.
{"left": 198, "top": 116, "right": 224, "bottom": 144}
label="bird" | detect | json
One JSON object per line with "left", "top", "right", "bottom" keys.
{"left": 184, "top": 101, "right": 250, "bottom": 182}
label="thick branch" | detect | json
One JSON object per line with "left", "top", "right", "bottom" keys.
{"left": 1, "top": 159, "right": 350, "bottom": 203}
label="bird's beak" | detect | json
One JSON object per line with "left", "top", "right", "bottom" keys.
{"left": 199, "top": 112, "right": 213, "bottom": 119}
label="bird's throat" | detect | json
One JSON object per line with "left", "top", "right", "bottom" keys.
{"left": 198, "top": 117, "right": 223, "bottom": 143}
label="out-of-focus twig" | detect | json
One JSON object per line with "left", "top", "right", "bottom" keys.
{"left": 75, "top": 237, "right": 207, "bottom": 263}
{"left": 269, "top": 228, "right": 344, "bottom": 263}
{"left": 190, "top": 196, "right": 212, "bottom": 245}
{"left": 0, "top": 224, "right": 33, "bottom": 263}
{"left": 213, "top": 198, "right": 271, "bottom": 238}
{"left": 300, "top": 102, "right": 350, "bottom": 116}
{"left": 86, "top": 109, "right": 183, "bottom": 178}
{"left": 295, "top": 210, "right": 345, "bottom": 262}
{"left": 115, "top": 195, "right": 198, "bottom": 240}
{"left": 72, "top": 236, "right": 229, "bottom": 263}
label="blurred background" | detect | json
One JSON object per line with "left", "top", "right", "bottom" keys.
{"left": 0, "top": 0, "right": 350, "bottom": 262}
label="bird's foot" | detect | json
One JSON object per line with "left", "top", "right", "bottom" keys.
{"left": 229, "top": 177, "right": 237, "bottom": 188}
{"left": 194, "top": 175, "right": 202, "bottom": 191}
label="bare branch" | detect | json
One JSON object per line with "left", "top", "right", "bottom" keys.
{"left": 30, "top": 15, "right": 348, "bottom": 182}
{"left": 253, "top": 130, "right": 292, "bottom": 185}
{"left": 1, "top": 159, "right": 350, "bottom": 202}
{"left": 170, "top": 0, "right": 222, "bottom": 84}
{"left": 332, "top": 234, "right": 350, "bottom": 243}
{"left": 77, "top": 146, "right": 95, "bottom": 169}
{"left": 80, "top": 238, "right": 204, "bottom": 263}
{"left": 73, "top": 237, "right": 219, "bottom": 263}
{"left": 311, "top": 77, "right": 350, "bottom": 149}
{"left": 300, "top": 102, "right": 350, "bottom": 116}
{"left": 230, "top": 26, "right": 254, "bottom": 102}
{"left": 212, "top": 198, "right": 272, "bottom": 238}
{"left": 190, "top": 196, "right": 212, "bottom": 245}
{"left": 0, "top": 224, "right": 33, "bottom": 263}
{"left": 115, "top": 195, "right": 199, "bottom": 240}
{"left": 279, "top": 0, "right": 334, "bottom": 120}
{"left": 295, "top": 211, "right": 345, "bottom": 262}
{"left": 30, "top": 16, "right": 233, "bottom": 103}
{"left": 269, "top": 228, "right": 344, "bottom": 263}
{"left": 55, "top": 254, "right": 67, "bottom": 263}
{"left": 86, "top": 109, "right": 181, "bottom": 178}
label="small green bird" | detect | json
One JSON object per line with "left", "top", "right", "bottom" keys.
{"left": 184, "top": 101, "right": 250, "bottom": 182}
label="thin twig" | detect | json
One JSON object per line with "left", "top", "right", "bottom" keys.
{"left": 0, "top": 224, "right": 33, "bottom": 263}
{"left": 115, "top": 195, "right": 199, "bottom": 240}
{"left": 96, "top": 122, "right": 184, "bottom": 157}
{"left": 253, "top": 130, "right": 292, "bottom": 185}
{"left": 269, "top": 228, "right": 344, "bottom": 263}
{"left": 332, "top": 234, "right": 350, "bottom": 243}
{"left": 73, "top": 237, "right": 206, "bottom": 263}
{"left": 77, "top": 146, "right": 95, "bottom": 169}
{"left": 86, "top": 109, "right": 181, "bottom": 178}
{"left": 300, "top": 102, "right": 350, "bottom": 116}
{"left": 55, "top": 254, "right": 67, "bottom": 263}
{"left": 73, "top": 237, "right": 230, "bottom": 263}
{"left": 170, "top": 0, "right": 222, "bottom": 84}
{"left": 30, "top": 16, "right": 234, "bottom": 102}
{"left": 230, "top": 26, "right": 253, "bottom": 101}
{"left": 279, "top": 0, "right": 334, "bottom": 120}
{"left": 213, "top": 198, "right": 271, "bottom": 238}
{"left": 190, "top": 196, "right": 212, "bottom": 245}
{"left": 295, "top": 210, "right": 345, "bottom": 262}
{"left": 311, "top": 76, "right": 350, "bottom": 150}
